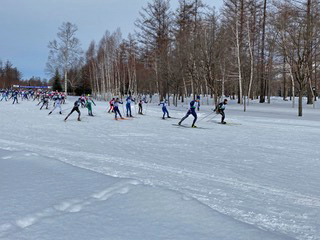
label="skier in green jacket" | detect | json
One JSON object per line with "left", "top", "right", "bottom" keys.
{"left": 86, "top": 95, "right": 96, "bottom": 116}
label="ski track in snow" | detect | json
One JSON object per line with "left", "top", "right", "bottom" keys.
{"left": 0, "top": 137, "right": 319, "bottom": 240}
{"left": 0, "top": 178, "right": 139, "bottom": 238}
{"left": 1, "top": 99, "right": 320, "bottom": 240}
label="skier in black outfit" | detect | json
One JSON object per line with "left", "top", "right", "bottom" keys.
{"left": 138, "top": 98, "right": 148, "bottom": 115}
{"left": 64, "top": 98, "right": 81, "bottom": 121}
{"left": 12, "top": 91, "right": 19, "bottom": 104}
{"left": 214, "top": 99, "right": 228, "bottom": 124}
{"left": 40, "top": 94, "right": 49, "bottom": 110}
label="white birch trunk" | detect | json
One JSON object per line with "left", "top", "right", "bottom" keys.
{"left": 247, "top": 20, "right": 254, "bottom": 106}
{"left": 235, "top": 18, "right": 243, "bottom": 105}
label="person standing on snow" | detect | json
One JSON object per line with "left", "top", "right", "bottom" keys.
{"left": 12, "top": 91, "right": 19, "bottom": 104}
{"left": 125, "top": 95, "right": 135, "bottom": 117}
{"left": 138, "top": 98, "right": 148, "bottom": 115}
{"left": 86, "top": 96, "right": 96, "bottom": 116}
{"left": 178, "top": 99, "right": 199, "bottom": 128}
{"left": 0, "top": 90, "right": 8, "bottom": 101}
{"left": 108, "top": 98, "right": 115, "bottom": 113}
{"left": 48, "top": 96, "right": 62, "bottom": 115}
{"left": 64, "top": 98, "right": 81, "bottom": 121}
{"left": 33, "top": 91, "right": 40, "bottom": 101}
{"left": 196, "top": 95, "right": 201, "bottom": 111}
{"left": 214, "top": 99, "right": 228, "bottom": 124}
{"left": 61, "top": 93, "right": 66, "bottom": 104}
{"left": 159, "top": 99, "right": 171, "bottom": 119}
{"left": 113, "top": 98, "right": 124, "bottom": 120}
{"left": 80, "top": 95, "right": 86, "bottom": 108}
{"left": 40, "top": 94, "right": 49, "bottom": 110}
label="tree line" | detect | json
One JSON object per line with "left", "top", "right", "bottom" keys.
{"left": 47, "top": 0, "right": 320, "bottom": 116}
{"left": 0, "top": 60, "right": 48, "bottom": 89}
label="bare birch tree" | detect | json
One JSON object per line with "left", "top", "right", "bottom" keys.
{"left": 47, "top": 22, "right": 83, "bottom": 95}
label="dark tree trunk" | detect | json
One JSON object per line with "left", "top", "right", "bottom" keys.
{"left": 259, "top": 0, "right": 267, "bottom": 103}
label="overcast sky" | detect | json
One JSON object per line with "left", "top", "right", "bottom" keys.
{"left": 0, "top": 0, "right": 223, "bottom": 80}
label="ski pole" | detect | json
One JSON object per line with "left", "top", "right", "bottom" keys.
{"left": 145, "top": 102, "right": 149, "bottom": 115}
{"left": 61, "top": 106, "right": 73, "bottom": 113}
{"left": 121, "top": 100, "right": 125, "bottom": 116}
{"left": 207, "top": 114, "right": 218, "bottom": 122}
{"left": 197, "top": 111, "right": 215, "bottom": 123}
{"left": 133, "top": 102, "right": 137, "bottom": 116}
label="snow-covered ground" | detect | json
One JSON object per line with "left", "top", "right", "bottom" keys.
{"left": 0, "top": 96, "right": 319, "bottom": 240}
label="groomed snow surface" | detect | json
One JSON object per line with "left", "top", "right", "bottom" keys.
{"left": 0, "top": 96, "right": 319, "bottom": 240}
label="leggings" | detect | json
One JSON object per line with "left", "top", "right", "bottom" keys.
{"left": 162, "top": 107, "right": 169, "bottom": 118}
{"left": 219, "top": 110, "right": 225, "bottom": 123}
{"left": 180, "top": 110, "right": 197, "bottom": 126}
{"left": 114, "top": 107, "right": 122, "bottom": 119}
{"left": 138, "top": 104, "right": 142, "bottom": 114}
{"left": 65, "top": 107, "right": 80, "bottom": 120}
{"left": 126, "top": 103, "right": 132, "bottom": 116}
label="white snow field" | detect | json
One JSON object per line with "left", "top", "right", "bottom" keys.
{"left": 0, "top": 96, "right": 319, "bottom": 240}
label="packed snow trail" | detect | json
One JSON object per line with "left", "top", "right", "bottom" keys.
{"left": 0, "top": 148, "right": 291, "bottom": 240}
{"left": 0, "top": 97, "right": 320, "bottom": 240}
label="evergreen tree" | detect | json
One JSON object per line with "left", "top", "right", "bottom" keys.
{"left": 52, "top": 69, "right": 63, "bottom": 92}
{"left": 74, "top": 65, "right": 92, "bottom": 96}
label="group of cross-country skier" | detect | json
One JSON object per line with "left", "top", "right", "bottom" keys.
{"left": 0, "top": 88, "right": 228, "bottom": 127}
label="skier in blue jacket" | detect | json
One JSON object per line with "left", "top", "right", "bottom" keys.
{"left": 178, "top": 99, "right": 199, "bottom": 128}
{"left": 126, "top": 95, "right": 135, "bottom": 117}
{"left": 159, "top": 99, "right": 171, "bottom": 119}
{"left": 0, "top": 90, "right": 8, "bottom": 101}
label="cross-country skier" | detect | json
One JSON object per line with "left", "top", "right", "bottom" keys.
{"left": 159, "top": 99, "right": 171, "bottom": 119}
{"left": 86, "top": 96, "right": 96, "bottom": 116}
{"left": 40, "top": 94, "right": 49, "bottom": 110}
{"left": 142, "top": 96, "right": 148, "bottom": 103}
{"left": 22, "top": 91, "right": 29, "bottom": 101}
{"left": 125, "top": 95, "right": 135, "bottom": 117}
{"left": 61, "top": 94, "right": 66, "bottom": 104}
{"left": 113, "top": 98, "right": 124, "bottom": 120}
{"left": 196, "top": 95, "right": 200, "bottom": 111}
{"left": 0, "top": 90, "right": 8, "bottom": 101}
{"left": 178, "top": 99, "right": 199, "bottom": 128}
{"left": 80, "top": 95, "right": 86, "bottom": 108}
{"left": 12, "top": 91, "right": 18, "bottom": 104}
{"left": 52, "top": 94, "right": 58, "bottom": 107}
{"left": 214, "top": 99, "right": 228, "bottom": 124}
{"left": 48, "top": 96, "right": 62, "bottom": 115}
{"left": 108, "top": 98, "right": 115, "bottom": 113}
{"left": 64, "top": 98, "right": 81, "bottom": 121}
{"left": 33, "top": 91, "right": 40, "bottom": 101}
{"left": 138, "top": 98, "right": 148, "bottom": 115}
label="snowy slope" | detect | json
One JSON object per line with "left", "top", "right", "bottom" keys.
{"left": 0, "top": 96, "right": 319, "bottom": 240}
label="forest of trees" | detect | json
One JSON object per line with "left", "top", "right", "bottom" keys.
{"left": 0, "top": 60, "right": 48, "bottom": 89}
{"left": 0, "top": 60, "right": 21, "bottom": 88}
{"left": 46, "top": 0, "right": 320, "bottom": 116}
